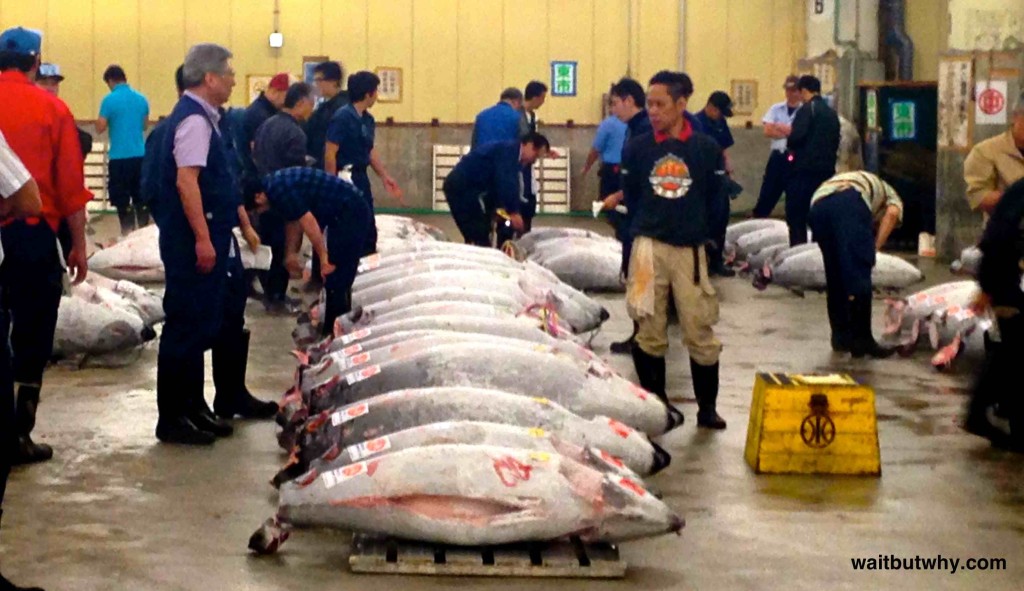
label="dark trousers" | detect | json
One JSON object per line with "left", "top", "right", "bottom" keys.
{"left": 0, "top": 302, "right": 14, "bottom": 506}
{"left": 786, "top": 170, "right": 833, "bottom": 246}
{"left": 0, "top": 222, "right": 65, "bottom": 387}
{"left": 809, "top": 190, "right": 876, "bottom": 300}
{"left": 109, "top": 157, "right": 148, "bottom": 227}
{"left": 970, "top": 314, "right": 1024, "bottom": 442}
{"left": 257, "top": 210, "right": 289, "bottom": 302}
{"left": 445, "top": 181, "right": 491, "bottom": 247}
{"left": 707, "top": 181, "right": 732, "bottom": 268}
{"left": 157, "top": 230, "right": 234, "bottom": 421}
{"left": 598, "top": 163, "right": 621, "bottom": 198}
{"left": 321, "top": 207, "right": 371, "bottom": 337}
{"left": 753, "top": 151, "right": 790, "bottom": 218}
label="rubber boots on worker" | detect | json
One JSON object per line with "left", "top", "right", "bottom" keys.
{"left": 12, "top": 386, "right": 52, "bottom": 465}
{"left": 631, "top": 346, "right": 667, "bottom": 404}
{"left": 849, "top": 296, "right": 895, "bottom": 359}
{"left": 611, "top": 322, "right": 638, "bottom": 355}
{"left": 691, "top": 359, "right": 727, "bottom": 430}
{"left": 213, "top": 329, "right": 278, "bottom": 420}
{"left": 135, "top": 204, "right": 151, "bottom": 229}
{"left": 0, "top": 511, "right": 45, "bottom": 591}
{"left": 826, "top": 286, "right": 852, "bottom": 353}
{"left": 116, "top": 206, "right": 136, "bottom": 236}
{"left": 155, "top": 357, "right": 216, "bottom": 446}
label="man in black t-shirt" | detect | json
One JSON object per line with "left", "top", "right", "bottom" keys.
{"left": 621, "top": 71, "right": 727, "bottom": 430}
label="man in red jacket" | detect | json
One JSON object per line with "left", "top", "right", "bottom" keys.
{"left": 0, "top": 26, "right": 94, "bottom": 465}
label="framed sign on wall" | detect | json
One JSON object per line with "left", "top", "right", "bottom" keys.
{"left": 730, "top": 79, "right": 758, "bottom": 115}
{"left": 375, "top": 67, "right": 403, "bottom": 103}
{"left": 302, "top": 55, "right": 329, "bottom": 85}
{"left": 247, "top": 75, "right": 273, "bottom": 104}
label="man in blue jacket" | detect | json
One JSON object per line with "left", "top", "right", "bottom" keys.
{"left": 471, "top": 88, "right": 524, "bottom": 149}
{"left": 443, "top": 133, "right": 550, "bottom": 247}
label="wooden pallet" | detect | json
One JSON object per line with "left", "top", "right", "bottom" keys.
{"left": 349, "top": 534, "right": 626, "bottom": 578}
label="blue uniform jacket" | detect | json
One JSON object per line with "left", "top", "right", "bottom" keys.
{"left": 472, "top": 102, "right": 523, "bottom": 149}
{"left": 446, "top": 141, "right": 523, "bottom": 214}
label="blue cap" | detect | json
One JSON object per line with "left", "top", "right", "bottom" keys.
{"left": 0, "top": 27, "right": 42, "bottom": 56}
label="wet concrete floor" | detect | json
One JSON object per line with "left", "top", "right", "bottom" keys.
{"left": 1, "top": 215, "right": 1021, "bottom": 590}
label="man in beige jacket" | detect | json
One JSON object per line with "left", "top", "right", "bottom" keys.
{"left": 964, "top": 92, "right": 1024, "bottom": 215}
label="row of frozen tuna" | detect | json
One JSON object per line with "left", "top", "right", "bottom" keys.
{"left": 253, "top": 239, "right": 684, "bottom": 553}
{"left": 725, "top": 219, "right": 925, "bottom": 293}
{"left": 87, "top": 214, "right": 443, "bottom": 284}
{"left": 506, "top": 227, "right": 625, "bottom": 292}
{"left": 54, "top": 273, "right": 164, "bottom": 363}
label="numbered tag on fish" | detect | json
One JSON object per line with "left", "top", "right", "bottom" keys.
{"left": 528, "top": 451, "right": 551, "bottom": 463}
{"left": 348, "top": 352, "right": 371, "bottom": 366}
{"left": 344, "top": 364, "right": 381, "bottom": 385}
{"left": 532, "top": 397, "right": 552, "bottom": 406}
{"left": 330, "top": 402, "right": 369, "bottom": 426}
{"left": 527, "top": 428, "right": 547, "bottom": 438}
{"left": 340, "top": 328, "right": 372, "bottom": 345}
{"left": 322, "top": 461, "right": 371, "bottom": 489}
{"left": 346, "top": 436, "right": 392, "bottom": 461}
{"left": 598, "top": 448, "right": 627, "bottom": 469}
{"left": 629, "top": 384, "right": 650, "bottom": 401}
{"left": 341, "top": 343, "right": 363, "bottom": 356}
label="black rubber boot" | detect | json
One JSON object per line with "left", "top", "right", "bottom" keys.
{"left": 134, "top": 204, "right": 151, "bottom": 228}
{"left": 116, "top": 206, "right": 136, "bottom": 236}
{"left": 0, "top": 511, "right": 45, "bottom": 591}
{"left": 631, "top": 346, "right": 666, "bottom": 402}
{"left": 610, "top": 322, "right": 638, "bottom": 355}
{"left": 213, "top": 329, "right": 278, "bottom": 420}
{"left": 11, "top": 386, "right": 52, "bottom": 465}
{"left": 691, "top": 359, "right": 727, "bottom": 430}
{"left": 632, "top": 347, "right": 685, "bottom": 431}
{"left": 155, "top": 359, "right": 216, "bottom": 446}
{"left": 849, "top": 296, "right": 895, "bottom": 359}
{"left": 826, "top": 287, "right": 852, "bottom": 353}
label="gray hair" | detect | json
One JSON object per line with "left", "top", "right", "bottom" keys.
{"left": 500, "top": 87, "right": 523, "bottom": 102}
{"left": 182, "top": 43, "right": 232, "bottom": 88}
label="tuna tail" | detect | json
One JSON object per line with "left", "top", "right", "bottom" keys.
{"left": 665, "top": 404, "right": 685, "bottom": 432}
{"left": 930, "top": 333, "right": 963, "bottom": 371}
{"left": 248, "top": 517, "right": 290, "bottom": 555}
{"left": 271, "top": 459, "right": 308, "bottom": 489}
{"left": 650, "top": 441, "right": 672, "bottom": 475}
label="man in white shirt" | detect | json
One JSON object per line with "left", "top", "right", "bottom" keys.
{"left": 752, "top": 76, "right": 802, "bottom": 218}
{"left": 0, "top": 128, "right": 44, "bottom": 591}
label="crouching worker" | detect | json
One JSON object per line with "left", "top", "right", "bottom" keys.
{"left": 254, "top": 167, "right": 371, "bottom": 337}
{"left": 808, "top": 171, "right": 902, "bottom": 357}
{"left": 443, "top": 133, "right": 550, "bottom": 247}
{"left": 623, "top": 71, "right": 726, "bottom": 430}
{"left": 964, "top": 178, "right": 1024, "bottom": 452}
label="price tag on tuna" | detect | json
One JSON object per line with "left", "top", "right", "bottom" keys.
{"left": 347, "top": 436, "right": 392, "bottom": 461}
{"left": 331, "top": 402, "right": 369, "bottom": 426}
{"left": 341, "top": 344, "right": 363, "bottom": 356}
{"left": 323, "top": 462, "right": 369, "bottom": 488}
{"left": 532, "top": 397, "right": 551, "bottom": 406}
{"left": 359, "top": 255, "right": 381, "bottom": 272}
{"left": 345, "top": 365, "right": 381, "bottom": 385}
{"left": 528, "top": 428, "right": 547, "bottom": 438}
{"left": 340, "top": 329, "right": 372, "bottom": 345}
{"left": 630, "top": 384, "right": 650, "bottom": 401}
{"left": 348, "top": 352, "right": 371, "bottom": 366}
{"left": 528, "top": 452, "right": 551, "bottom": 463}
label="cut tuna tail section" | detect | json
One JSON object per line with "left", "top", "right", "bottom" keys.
{"left": 931, "top": 333, "right": 963, "bottom": 371}
{"left": 249, "top": 517, "right": 290, "bottom": 555}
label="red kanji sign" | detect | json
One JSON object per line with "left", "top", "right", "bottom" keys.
{"left": 978, "top": 88, "right": 1005, "bottom": 116}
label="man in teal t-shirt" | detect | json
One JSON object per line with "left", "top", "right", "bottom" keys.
{"left": 97, "top": 64, "right": 150, "bottom": 235}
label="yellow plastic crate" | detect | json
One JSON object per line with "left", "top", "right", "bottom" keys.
{"left": 744, "top": 373, "right": 881, "bottom": 476}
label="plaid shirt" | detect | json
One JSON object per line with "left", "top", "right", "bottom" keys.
{"left": 262, "top": 166, "right": 364, "bottom": 223}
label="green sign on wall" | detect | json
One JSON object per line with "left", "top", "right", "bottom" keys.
{"left": 891, "top": 100, "right": 916, "bottom": 140}
{"left": 551, "top": 61, "right": 577, "bottom": 97}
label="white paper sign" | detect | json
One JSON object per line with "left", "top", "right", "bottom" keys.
{"left": 975, "top": 80, "right": 1008, "bottom": 125}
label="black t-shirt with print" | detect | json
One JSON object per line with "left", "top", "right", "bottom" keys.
{"left": 621, "top": 130, "right": 724, "bottom": 247}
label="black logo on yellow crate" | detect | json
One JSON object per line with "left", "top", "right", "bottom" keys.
{"left": 800, "top": 393, "right": 836, "bottom": 449}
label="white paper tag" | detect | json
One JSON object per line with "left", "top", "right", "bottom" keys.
{"left": 341, "top": 343, "right": 363, "bottom": 356}
{"left": 344, "top": 365, "right": 381, "bottom": 385}
{"left": 330, "top": 402, "right": 369, "bottom": 426}
{"left": 322, "top": 461, "right": 368, "bottom": 489}
{"left": 346, "top": 436, "right": 392, "bottom": 461}
{"left": 340, "top": 328, "right": 372, "bottom": 345}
